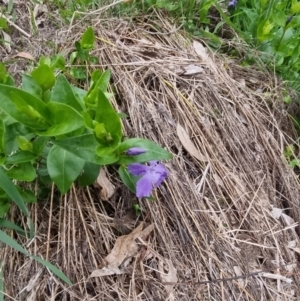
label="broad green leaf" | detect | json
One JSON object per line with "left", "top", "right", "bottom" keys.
{"left": 21, "top": 74, "right": 43, "bottom": 99}
{"left": 0, "top": 229, "right": 72, "bottom": 285}
{"left": 50, "top": 54, "right": 66, "bottom": 70}
{"left": 82, "top": 111, "right": 94, "bottom": 129}
{"left": 39, "top": 56, "right": 51, "bottom": 66}
{"left": 117, "top": 138, "right": 172, "bottom": 164}
{"left": 80, "top": 26, "right": 94, "bottom": 49}
{"left": 5, "top": 151, "right": 38, "bottom": 164}
{"left": 32, "top": 136, "right": 49, "bottom": 155}
{"left": 51, "top": 75, "right": 83, "bottom": 112}
{"left": 6, "top": 162, "right": 36, "bottom": 182}
{"left": 37, "top": 102, "right": 84, "bottom": 136}
{"left": 77, "top": 162, "right": 100, "bottom": 186}
{"left": 70, "top": 67, "right": 87, "bottom": 79}
{"left": 291, "top": 1, "right": 300, "bottom": 13}
{"left": 0, "top": 85, "right": 49, "bottom": 129}
{"left": 0, "top": 168, "right": 28, "bottom": 217}
{"left": 17, "top": 187, "right": 37, "bottom": 203}
{"left": 47, "top": 145, "right": 85, "bottom": 194}
{"left": 272, "top": 10, "right": 287, "bottom": 27}
{"left": 257, "top": 20, "right": 275, "bottom": 41}
{"left": 71, "top": 85, "right": 86, "bottom": 108}
{"left": 118, "top": 165, "right": 137, "bottom": 194}
{"left": 94, "top": 90, "right": 122, "bottom": 147}
{"left": 31, "top": 64, "right": 55, "bottom": 91}
{"left": 17, "top": 136, "right": 33, "bottom": 151}
{"left": 84, "top": 70, "right": 110, "bottom": 107}
{"left": 0, "top": 218, "right": 26, "bottom": 236}
{"left": 5, "top": 123, "right": 33, "bottom": 154}
{"left": 53, "top": 134, "right": 119, "bottom": 165}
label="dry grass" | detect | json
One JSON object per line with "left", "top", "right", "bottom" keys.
{"left": 1, "top": 5, "right": 300, "bottom": 301}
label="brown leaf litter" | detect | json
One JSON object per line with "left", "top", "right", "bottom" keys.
{"left": 1, "top": 8, "right": 300, "bottom": 301}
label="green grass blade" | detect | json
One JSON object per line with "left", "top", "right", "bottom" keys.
{"left": 0, "top": 168, "right": 28, "bottom": 217}
{"left": 0, "top": 230, "right": 72, "bottom": 285}
{"left": 0, "top": 218, "right": 27, "bottom": 236}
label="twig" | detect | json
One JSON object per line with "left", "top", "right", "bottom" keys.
{"left": 0, "top": 13, "right": 31, "bottom": 38}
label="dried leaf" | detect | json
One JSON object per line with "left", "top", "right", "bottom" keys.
{"left": 15, "top": 52, "right": 36, "bottom": 61}
{"left": 177, "top": 124, "right": 207, "bottom": 162}
{"left": 96, "top": 169, "right": 115, "bottom": 200}
{"left": 183, "top": 64, "right": 203, "bottom": 75}
{"left": 159, "top": 259, "right": 177, "bottom": 301}
{"left": 193, "top": 40, "right": 209, "bottom": 61}
{"left": 90, "top": 223, "right": 154, "bottom": 277}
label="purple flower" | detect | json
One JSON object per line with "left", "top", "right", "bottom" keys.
{"left": 128, "top": 161, "right": 168, "bottom": 198}
{"left": 228, "top": 0, "right": 238, "bottom": 8}
{"left": 126, "top": 147, "right": 147, "bottom": 156}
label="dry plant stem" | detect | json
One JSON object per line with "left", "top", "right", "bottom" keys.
{"left": 46, "top": 183, "right": 55, "bottom": 261}
{"left": 72, "top": 185, "right": 98, "bottom": 268}
{"left": 0, "top": 13, "right": 31, "bottom": 38}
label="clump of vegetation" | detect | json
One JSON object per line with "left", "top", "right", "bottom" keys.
{"left": 0, "top": 26, "right": 171, "bottom": 284}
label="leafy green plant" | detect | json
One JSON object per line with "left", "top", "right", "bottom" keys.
{"left": 227, "top": 0, "right": 300, "bottom": 91}
{"left": 69, "top": 27, "right": 99, "bottom": 79}
{"left": 0, "top": 26, "right": 172, "bottom": 287}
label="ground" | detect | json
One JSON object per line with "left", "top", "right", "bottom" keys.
{"left": 1, "top": 1, "right": 300, "bottom": 300}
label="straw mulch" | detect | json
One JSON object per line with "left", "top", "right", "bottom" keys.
{"left": 1, "top": 8, "right": 300, "bottom": 301}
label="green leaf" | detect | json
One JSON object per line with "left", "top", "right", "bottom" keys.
{"left": 0, "top": 85, "right": 49, "bottom": 129}
{"left": 47, "top": 145, "right": 85, "bottom": 194}
{"left": 17, "top": 136, "right": 33, "bottom": 151}
{"left": 0, "top": 218, "right": 26, "bottom": 236}
{"left": 50, "top": 54, "right": 66, "bottom": 70}
{"left": 0, "top": 229, "right": 72, "bottom": 285}
{"left": 82, "top": 111, "right": 94, "bottom": 129}
{"left": 84, "top": 70, "right": 110, "bottom": 107}
{"left": 94, "top": 90, "right": 122, "bottom": 146}
{"left": 17, "top": 187, "right": 37, "bottom": 203}
{"left": 32, "top": 136, "right": 49, "bottom": 155}
{"left": 118, "top": 165, "right": 137, "bottom": 194}
{"left": 51, "top": 75, "right": 84, "bottom": 113}
{"left": 31, "top": 64, "right": 55, "bottom": 91}
{"left": 0, "top": 17, "right": 8, "bottom": 30}
{"left": 70, "top": 67, "right": 87, "bottom": 79}
{"left": 21, "top": 74, "right": 43, "bottom": 99}
{"left": 5, "top": 151, "right": 38, "bottom": 164}
{"left": 4, "top": 123, "right": 33, "bottom": 154}
{"left": 0, "top": 63, "right": 8, "bottom": 83}
{"left": 77, "top": 162, "right": 100, "bottom": 186}
{"left": 117, "top": 138, "right": 172, "bottom": 164}
{"left": 53, "top": 134, "right": 119, "bottom": 165}
{"left": 272, "top": 10, "right": 287, "bottom": 27}
{"left": 80, "top": 26, "right": 95, "bottom": 49}
{"left": 0, "top": 168, "right": 29, "bottom": 217}
{"left": 6, "top": 162, "right": 36, "bottom": 182}
{"left": 39, "top": 56, "right": 51, "bottom": 66}
{"left": 37, "top": 102, "right": 84, "bottom": 136}
{"left": 0, "top": 199, "right": 10, "bottom": 217}
{"left": 291, "top": 1, "right": 300, "bottom": 13}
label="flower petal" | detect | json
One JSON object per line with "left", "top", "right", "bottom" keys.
{"left": 136, "top": 173, "right": 154, "bottom": 198}
{"left": 127, "top": 163, "right": 148, "bottom": 176}
{"left": 126, "top": 147, "right": 147, "bottom": 156}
